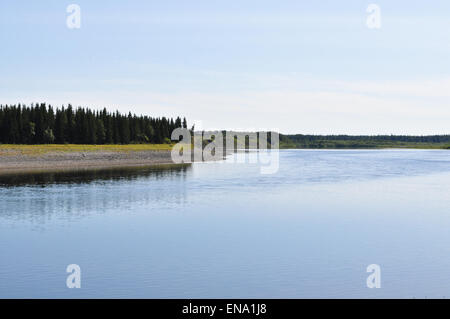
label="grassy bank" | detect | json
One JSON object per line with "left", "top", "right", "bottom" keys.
{"left": 0, "top": 144, "right": 173, "bottom": 156}
{"left": 0, "top": 144, "right": 177, "bottom": 176}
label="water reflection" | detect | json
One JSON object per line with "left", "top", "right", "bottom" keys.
{"left": 0, "top": 164, "right": 191, "bottom": 225}
{"left": 0, "top": 164, "right": 191, "bottom": 187}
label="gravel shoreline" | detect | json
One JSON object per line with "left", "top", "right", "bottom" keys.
{"left": 0, "top": 150, "right": 180, "bottom": 175}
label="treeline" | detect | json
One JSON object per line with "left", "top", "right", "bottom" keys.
{"left": 0, "top": 103, "right": 187, "bottom": 144}
{"left": 281, "top": 134, "right": 450, "bottom": 149}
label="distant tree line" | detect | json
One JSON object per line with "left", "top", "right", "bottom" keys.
{"left": 281, "top": 134, "right": 450, "bottom": 148}
{"left": 0, "top": 103, "right": 187, "bottom": 144}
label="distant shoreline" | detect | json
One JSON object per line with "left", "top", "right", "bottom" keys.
{"left": 279, "top": 134, "right": 450, "bottom": 149}
{"left": 280, "top": 145, "right": 450, "bottom": 150}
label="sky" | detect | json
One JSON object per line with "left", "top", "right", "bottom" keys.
{"left": 1, "top": 0, "right": 449, "bottom": 134}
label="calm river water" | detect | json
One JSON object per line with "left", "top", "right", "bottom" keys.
{"left": 1, "top": 150, "right": 450, "bottom": 298}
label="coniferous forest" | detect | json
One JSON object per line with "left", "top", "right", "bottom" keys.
{"left": 1, "top": 103, "right": 449, "bottom": 148}
{"left": 0, "top": 103, "right": 187, "bottom": 144}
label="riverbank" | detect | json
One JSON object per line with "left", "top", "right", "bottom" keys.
{"left": 0, "top": 144, "right": 178, "bottom": 175}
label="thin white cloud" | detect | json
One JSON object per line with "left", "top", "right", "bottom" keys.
{"left": 3, "top": 75, "right": 449, "bottom": 135}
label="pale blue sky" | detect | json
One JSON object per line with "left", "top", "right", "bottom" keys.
{"left": 1, "top": 0, "right": 450, "bottom": 134}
